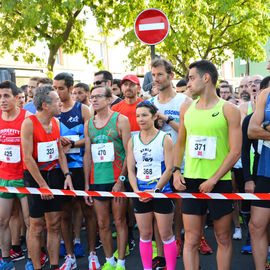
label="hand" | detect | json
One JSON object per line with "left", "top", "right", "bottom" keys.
{"left": 85, "top": 195, "right": 94, "bottom": 206}
{"left": 245, "top": 180, "right": 255, "bottom": 193}
{"left": 39, "top": 183, "right": 54, "bottom": 200}
{"left": 173, "top": 171, "right": 186, "bottom": 191}
{"left": 62, "top": 143, "right": 72, "bottom": 154}
{"left": 157, "top": 111, "right": 168, "bottom": 121}
{"left": 64, "top": 175, "right": 74, "bottom": 190}
{"left": 138, "top": 189, "right": 154, "bottom": 203}
{"left": 112, "top": 181, "right": 126, "bottom": 203}
{"left": 60, "top": 137, "right": 71, "bottom": 146}
{"left": 199, "top": 178, "right": 216, "bottom": 193}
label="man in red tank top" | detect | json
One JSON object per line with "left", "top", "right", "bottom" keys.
{"left": 0, "top": 81, "right": 31, "bottom": 270}
{"left": 21, "top": 85, "right": 73, "bottom": 270}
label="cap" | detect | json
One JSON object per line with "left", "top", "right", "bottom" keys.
{"left": 121, "top": 74, "right": 140, "bottom": 86}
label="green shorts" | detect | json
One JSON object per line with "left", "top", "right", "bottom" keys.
{"left": 0, "top": 179, "right": 26, "bottom": 199}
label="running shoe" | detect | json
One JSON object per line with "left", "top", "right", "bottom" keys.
{"left": 113, "top": 245, "right": 130, "bottom": 259}
{"left": 60, "top": 243, "right": 66, "bottom": 257}
{"left": 88, "top": 252, "right": 101, "bottom": 270}
{"left": 241, "top": 237, "right": 252, "bottom": 254}
{"left": 40, "top": 250, "right": 48, "bottom": 268}
{"left": 232, "top": 227, "right": 242, "bottom": 240}
{"left": 0, "top": 259, "right": 15, "bottom": 270}
{"left": 115, "top": 265, "right": 125, "bottom": 270}
{"left": 25, "top": 259, "right": 34, "bottom": 270}
{"left": 74, "top": 243, "right": 85, "bottom": 257}
{"left": 175, "top": 238, "right": 183, "bottom": 258}
{"left": 199, "top": 236, "right": 213, "bottom": 255}
{"left": 152, "top": 256, "right": 166, "bottom": 270}
{"left": 10, "top": 248, "right": 25, "bottom": 261}
{"left": 95, "top": 234, "right": 102, "bottom": 250}
{"left": 60, "top": 254, "right": 77, "bottom": 270}
{"left": 102, "top": 262, "right": 115, "bottom": 270}
{"left": 128, "top": 238, "right": 135, "bottom": 251}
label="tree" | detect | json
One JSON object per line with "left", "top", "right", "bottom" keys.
{"left": 0, "top": 0, "right": 93, "bottom": 73}
{"left": 92, "top": 0, "right": 270, "bottom": 77}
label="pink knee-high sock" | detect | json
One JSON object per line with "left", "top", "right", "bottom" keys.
{"left": 163, "top": 236, "right": 177, "bottom": 270}
{"left": 139, "top": 239, "right": 153, "bottom": 270}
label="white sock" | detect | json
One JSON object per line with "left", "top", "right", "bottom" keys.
{"left": 117, "top": 259, "right": 125, "bottom": 267}
{"left": 106, "top": 256, "right": 115, "bottom": 266}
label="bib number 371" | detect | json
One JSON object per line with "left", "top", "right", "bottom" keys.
{"left": 189, "top": 135, "right": 217, "bottom": 160}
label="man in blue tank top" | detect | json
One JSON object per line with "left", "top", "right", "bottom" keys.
{"left": 53, "top": 73, "right": 99, "bottom": 270}
{"left": 248, "top": 86, "right": 270, "bottom": 270}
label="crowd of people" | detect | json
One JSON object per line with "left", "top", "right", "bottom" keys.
{"left": 0, "top": 57, "right": 270, "bottom": 270}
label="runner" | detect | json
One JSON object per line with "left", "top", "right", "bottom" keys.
{"left": 84, "top": 85, "right": 131, "bottom": 270}
{"left": 53, "top": 72, "right": 98, "bottom": 270}
{"left": 173, "top": 60, "right": 241, "bottom": 270}
{"left": 127, "top": 101, "right": 176, "bottom": 270}
{"left": 21, "top": 85, "right": 73, "bottom": 270}
{"left": 248, "top": 84, "right": 270, "bottom": 270}
{"left": 0, "top": 81, "right": 31, "bottom": 270}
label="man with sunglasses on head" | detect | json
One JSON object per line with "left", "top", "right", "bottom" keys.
{"left": 23, "top": 77, "right": 40, "bottom": 113}
{"left": 239, "top": 75, "right": 263, "bottom": 122}
{"left": 93, "top": 70, "right": 122, "bottom": 107}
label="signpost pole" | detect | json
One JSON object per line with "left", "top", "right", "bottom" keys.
{"left": 151, "top": 45, "right": 155, "bottom": 60}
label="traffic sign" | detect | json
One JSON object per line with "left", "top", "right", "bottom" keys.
{"left": 134, "top": 8, "right": 170, "bottom": 46}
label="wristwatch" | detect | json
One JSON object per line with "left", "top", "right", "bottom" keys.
{"left": 154, "top": 188, "right": 160, "bottom": 193}
{"left": 166, "top": 116, "right": 174, "bottom": 124}
{"left": 172, "top": 166, "right": 181, "bottom": 173}
{"left": 70, "top": 140, "right": 75, "bottom": 148}
{"left": 263, "top": 120, "right": 270, "bottom": 130}
{"left": 119, "top": 175, "right": 126, "bottom": 182}
{"left": 64, "top": 172, "right": 72, "bottom": 178}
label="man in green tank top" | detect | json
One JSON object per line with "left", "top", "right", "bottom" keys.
{"left": 173, "top": 60, "right": 242, "bottom": 270}
{"left": 84, "top": 85, "right": 131, "bottom": 270}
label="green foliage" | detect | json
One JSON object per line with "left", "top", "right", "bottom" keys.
{"left": 93, "top": 0, "right": 270, "bottom": 77}
{"left": 0, "top": 0, "right": 91, "bottom": 71}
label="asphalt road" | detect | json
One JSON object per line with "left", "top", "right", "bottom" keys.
{"left": 15, "top": 223, "right": 255, "bottom": 270}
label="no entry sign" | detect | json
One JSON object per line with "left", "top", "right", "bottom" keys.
{"left": 134, "top": 8, "right": 170, "bottom": 45}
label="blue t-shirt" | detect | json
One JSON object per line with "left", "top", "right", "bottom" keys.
{"left": 23, "top": 102, "right": 36, "bottom": 114}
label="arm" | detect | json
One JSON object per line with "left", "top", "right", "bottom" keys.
{"left": 239, "top": 102, "right": 248, "bottom": 124}
{"left": 248, "top": 89, "right": 270, "bottom": 140}
{"left": 155, "top": 135, "right": 173, "bottom": 190}
{"left": 127, "top": 138, "right": 138, "bottom": 192}
{"left": 83, "top": 120, "right": 93, "bottom": 206}
{"left": 21, "top": 118, "right": 53, "bottom": 200}
{"left": 55, "top": 119, "right": 73, "bottom": 190}
{"left": 112, "top": 114, "right": 131, "bottom": 195}
{"left": 173, "top": 99, "right": 192, "bottom": 191}
{"left": 199, "top": 102, "right": 242, "bottom": 193}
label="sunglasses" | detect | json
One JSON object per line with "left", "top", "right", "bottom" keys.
{"left": 93, "top": 80, "right": 108, "bottom": 86}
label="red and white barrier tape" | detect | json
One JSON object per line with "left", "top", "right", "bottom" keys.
{"left": 0, "top": 186, "right": 269, "bottom": 200}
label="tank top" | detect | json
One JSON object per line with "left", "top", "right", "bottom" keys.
{"left": 0, "top": 108, "right": 27, "bottom": 180}
{"left": 23, "top": 115, "right": 60, "bottom": 171}
{"left": 88, "top": 112, "right": 125, "bottom": 184}
{"left": 184, "top": 99, "right": 231, "bottom": 180}
{"left": 257, "top": 92, "right": 270, "bottom": 177}
{"left": 133, "top": 130, "right": 172, "bottom": 192}
{"left": 151, "top": 93, "right": 186, "bottom": 144}
{"left": 56, "top": 102, "right": 84, "bottom": 168}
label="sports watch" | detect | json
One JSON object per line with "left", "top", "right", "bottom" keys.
{"left": 166, "top": 116, "right": 174, "bottom": 124}
{"left": 154, "top": 188, "right": 160, "bottom": 193}
{"left": 172, "top": 166, "right": 181, "bottom": 173}
{"left": 263, "top": 120, "right": 270, "bottom": 130}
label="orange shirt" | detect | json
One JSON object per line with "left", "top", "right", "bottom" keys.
{"left": 111, "top": 98, "right": 143, "bottom": 132}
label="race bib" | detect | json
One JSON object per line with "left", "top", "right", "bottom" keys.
{"left": 64, "top": 135, "right": 80, "bottom": 154}
{"left": 37, "top": 140, "right": 59, "bottom": 162}
{"left": 91, "top": 143, "right": 115, "bottom": 163}
{"left": 0, "top": 144, "right": 21, "bottom": 163}
{"left": 189, "top": 135, "right": 217, "bottom": 160}
{"left": 137, "top": 162, "right": 162, "bottom": 181}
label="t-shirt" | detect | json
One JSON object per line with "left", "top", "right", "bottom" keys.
{"left": 23, "top": 102, "right": 36, "bottom": 114}
{"left": 111, "top": 98, "right": 143, "bottom": 135}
